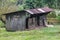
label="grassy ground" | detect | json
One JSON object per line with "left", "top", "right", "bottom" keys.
{"left": 0, "top": 25, "right": 60, "bottom": 40}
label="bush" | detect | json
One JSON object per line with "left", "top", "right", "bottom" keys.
{"left": 47, "top": 11, "right": 56, "bottom": 18}
{"left": 56, "top": 16, "right": 60, "bottom": 21}
{"left": 0, "top": 20, "right": 5, "bottom": 28}
{"left": 18, "top": 4, "right": 25, "bottom": 10}
{"left": 56, "top": 16, "right": 60, "bottom": 24}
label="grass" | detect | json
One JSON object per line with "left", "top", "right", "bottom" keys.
{"left": 0, "top": 25, "right": 60, "bottom": 40}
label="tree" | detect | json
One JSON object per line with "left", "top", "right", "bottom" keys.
{"left": 0, "top": 0, "right": 19, "bottom": 23}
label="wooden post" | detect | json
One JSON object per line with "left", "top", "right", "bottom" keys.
{"left": 42, "top": 15, "right": 47, "bottom": 27}
{"left": 36, "top": 15, "right": 40, "bottom": 26}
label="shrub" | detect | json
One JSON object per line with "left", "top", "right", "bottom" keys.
{"left": 0, "top": 20, "right": 5, "bottom": 28}
{"left": 56, "top": 16, "right": 60, "bottom": 24}
{"left": 56, "top": 16, "right": 60, "bottom": 21}
{"left": 47, "top": 11, "right": 56, "bottom": 18}
{"left": 18, "top": 4, "right": 25, "bottom": 10}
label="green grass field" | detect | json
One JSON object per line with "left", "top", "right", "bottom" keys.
{"left": 0, "top": 25, "right": 60, "bottom": 40}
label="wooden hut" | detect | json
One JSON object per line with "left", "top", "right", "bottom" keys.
{"left": 3, "top": 7, "right": 52, "bottom": 31}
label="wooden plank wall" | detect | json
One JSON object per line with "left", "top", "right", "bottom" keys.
{"left": 6, "top": 12, "right": 27, "bottom": 31}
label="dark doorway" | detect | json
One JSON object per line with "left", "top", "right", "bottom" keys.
{"left": 26, "top": 17, "right": 29, "bottom": 29}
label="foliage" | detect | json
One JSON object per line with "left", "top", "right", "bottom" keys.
{"left": 25, "top": 0, "right": 44, "bottom": 9}
{"left": 0, "top": 0, "right": 19, "bottom": 15}
{"left": 24, "top": 0, "right": 60, "bottom": 9}
{"left": 0, "top": 0, "right": 60, "bottom": 14}
{"left": 56, "top": 16, "right": 60, "bottom": 21}
{"left": 47, "top": 12, "right": 56, "bottom": 18}
{"left": 18, "top": 4, "right": 25, "bottom": 10}
{"left": 0, "top": 0, "right": 19, "bottom": 23}
{"left": 0, "top": 20, "right": 5, "bottom": 28}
